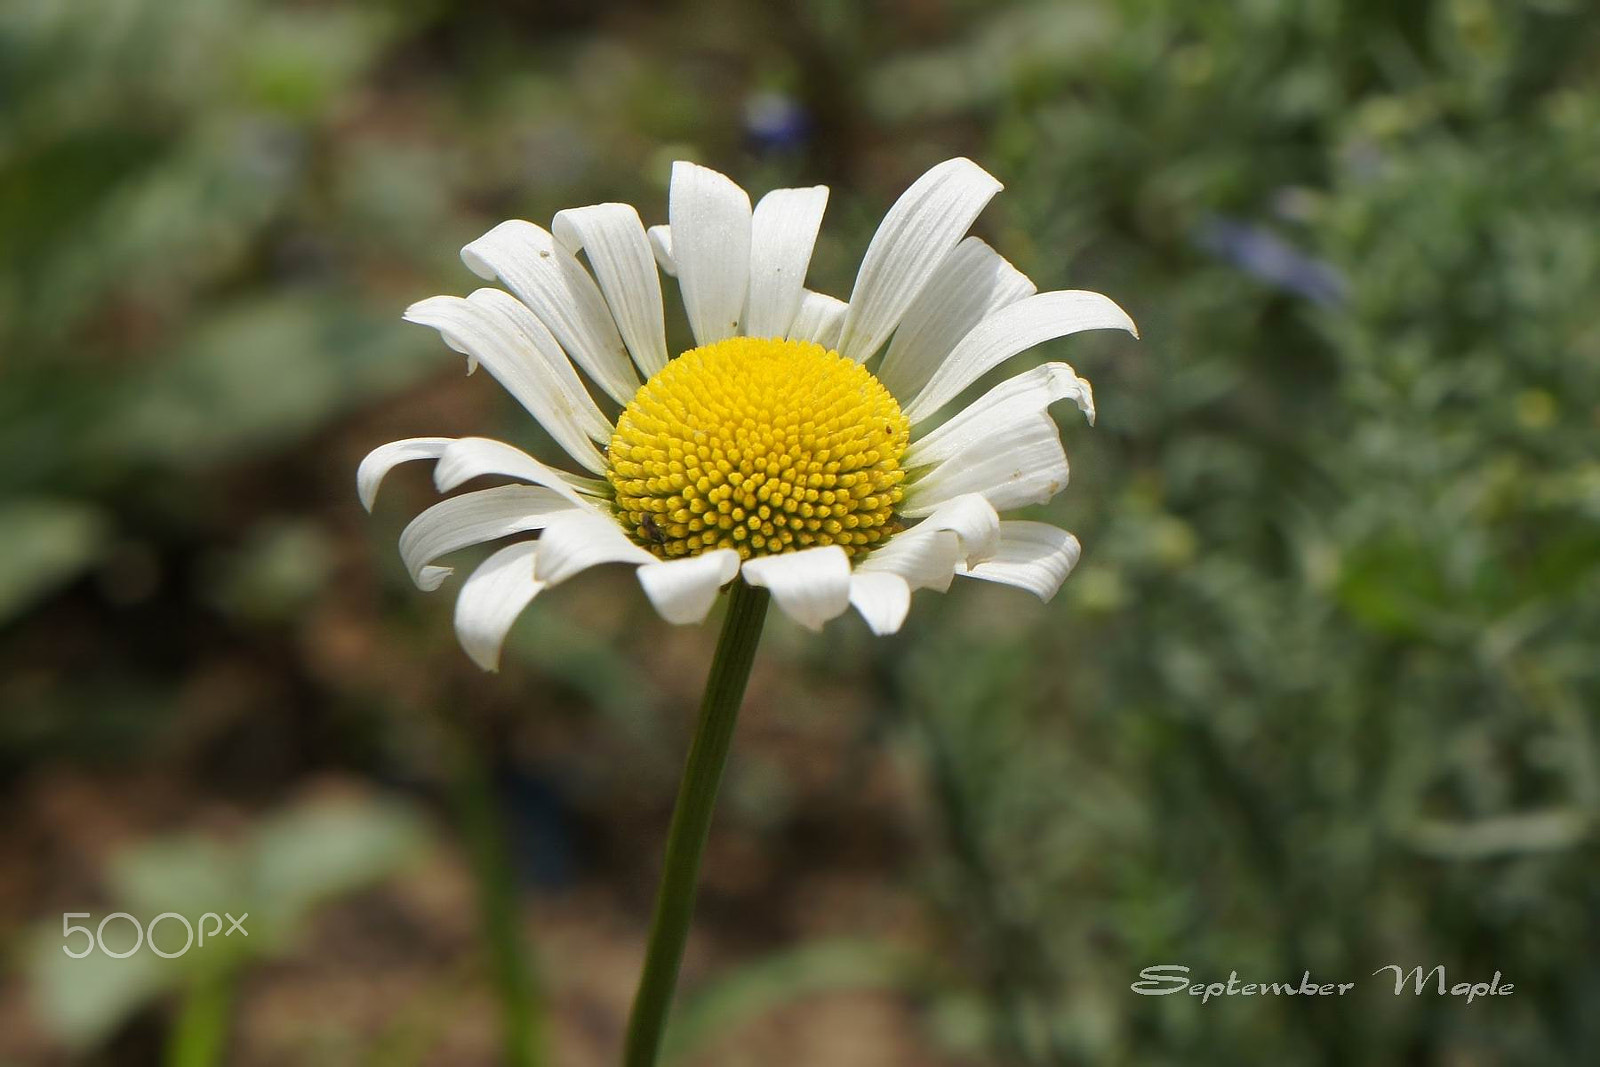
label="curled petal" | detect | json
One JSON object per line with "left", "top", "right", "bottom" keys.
{"left": 460, "top": 219, "right": 640, "bottom": 404}
{"left": 399, "top": 486, "right": 586, "bottom": 590}
{"left": 856, "top": 526, "right": 962, "bottom": 593}
{"left": 359, "top": 437, "right": 452, "bottom": 512}
{"left": 956, "top": 521, "right": 1082, "bottom": 601}
{"left": 533, "top": 510, "right": 657, "bottom": 587}
{"left": 907, "top": 362, "right": 1094, "bottom": 470}
{"left": 469, "top": 288, "right": 616, "bottom": 443}
{"left": 740, "top": 545, "right": 852, "bottom": 630}
{"left": 904, "top": 415, "right": 1069, "bottom": 517}
{"left": 433, "top": 437, "right": 596, "bottom": 507}
{"left": 848, "top": 571, "right": 911, "bottom": 635}
{"left": 648, "top": 225, "right": 676, "bottom": 276}
{"left": 404, "top": 291, "right": 610, "bottom": 472}
{"left": 637, "top": 549, "right": 741, "bottom": 625}
{"left": 906, "top": 290, "right": 1136, "bottom": 423}
{"left": 454, "top": 541, "right": 545, "bottom": 672}
{"left": 906, "top": 493, "right": 1000, "bottom": 566}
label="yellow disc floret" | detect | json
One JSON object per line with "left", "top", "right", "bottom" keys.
{"left": 607, "top": 337, "right": 909, "bottom": 561}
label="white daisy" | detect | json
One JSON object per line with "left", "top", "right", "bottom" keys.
{"left": 360, "top": 158, "right": 1136, "bottom": 669}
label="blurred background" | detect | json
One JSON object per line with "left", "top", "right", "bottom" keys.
{"left": 2, "top": 0, "right": 1598, "bottom": 1064}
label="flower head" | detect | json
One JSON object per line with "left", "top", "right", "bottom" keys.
{"left": 361, "top": 158, "right": 1136, "bottom": 668}
{"left": 608, "top": 336, "right": 909, "bottom": 560}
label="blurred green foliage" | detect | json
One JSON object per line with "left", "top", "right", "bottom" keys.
{"left": 2, "top": 0, "right": 1597, "bottom": 1064}
{"left": 26, "top": 791, "right": 426, "bottom": 1050}
{"left": 877, "top": 1, "right": 1600, "bottom": 1062}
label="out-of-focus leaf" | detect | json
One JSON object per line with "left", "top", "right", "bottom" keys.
{"left": 236, "top": 8, "right": 403, "bottom": 117}
{"left": 867, "top": 5, "right": 1112, "bottom": 121}
{"left": 1404, "top": 809, "right": 1590, "bottom": 859}
{"left": 250, "top": 793, "right": 428, "bottom": 927}
{"left": 27, "top": 927, "right": 167, "bottom": 1051}
{"left": 28, "top": 791, "right": 431, "bottom": 1047}
{"left": 0, "top": 498, "right": 108, "bottom": 622}
{"left": 111, "top": 838, "right": 242, "bottom": 923}
{"left": 662, "top": 939, "right": 937, "bottom": 1063}
{"left": 204, "top": 520, "right": 337, "bottom": 623}
{"left": 96, "top": 296, "right": 437, "bottom": 468}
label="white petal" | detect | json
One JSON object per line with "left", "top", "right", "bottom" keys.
{"left": 637, "top": 549, "right": 741, "bottom": 625}
{"left": 669, "top": 161, "right": 752, "bottom": 345}
{"left": 399, "top": 486, "right": 586, "bottom": 590}
{"left": 904, "top": 492, "right": 1000, "bottom": 566}
{"left": 648, "top": 225, "right": 676, "bottom": 277}
{"left": 905, "top": 290, "right": 1137, "bottom": 423}
{"left": 786, "top": 291, "right": 847, "bottom": 349}
{"left": 404, "top": 292, "right": 610, "bottom": 473}
{"left": 739, "top": 545, "right": 852, "bottom": 630}
{"left": 876, "top": 237, "right": 1034, "bottom": 401}
{"left": 469, "top": 289, "right": 616, "bottom": 445}
{"left": 532, "top": 510, "right": 656, "bottom": 587}
{"left": 744, "top": 185, "right": 829, "bottom": 339}
{"left": 433, "top": 437, "right": 596, "bottom": 507}
{"left": 956, "top": 521, "right": 1082, "bottom": 601}
{"left": 460, "top": 219, "right": 640, "bottom": 404}
{"left": 906, "top": 362, "right": 1094, "bottom": 469}
{"left": 904, "top": 415, "right": 1069, "bottom": 517}
{"left": 856, "top": 526, "right": 962, "bottom": 593}
{"left": 454, "top": 541, "right": 545, "bottom": 671}
{"left": 358, "top": 437, "right": 452, "bottom": 512}
{"left": 552, "top": 203, "right": 668, "bottom": 377}
{"left": 848, "top": 571, "right": 911, "bottom": 635}
{"left": 836, "top": 158, "right": 1003, "bottom": 363}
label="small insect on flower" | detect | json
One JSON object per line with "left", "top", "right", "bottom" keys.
{"left": 359, "top": 158, "right": 1137, "bottom": 669}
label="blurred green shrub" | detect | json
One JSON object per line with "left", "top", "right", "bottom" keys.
{"left": 0, "top": 0, "right": 440, "bottom": 621}
{"left": 872, "top": 0, "right": 1600, "bottom": 1062}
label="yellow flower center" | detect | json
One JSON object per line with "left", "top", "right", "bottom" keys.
{"left": 606, "top": 337, "right": 909, "bottom": 561}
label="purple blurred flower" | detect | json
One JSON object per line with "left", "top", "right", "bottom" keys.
{"left": 743, "top": 90, "right": 810, "bottom": 153}
{"left": 1195, "top": 216, "right": 1347, "bottom": 306}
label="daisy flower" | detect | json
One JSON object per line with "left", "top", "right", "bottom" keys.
{"left": 360, "top": 158, "right": 1135, "bottom": 669}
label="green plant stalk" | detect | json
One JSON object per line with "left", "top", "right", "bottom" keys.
{"left": 166, "top": 963, "right": 234, "bottom": 1067}
{"left": 455, "top": 732, "right": 545, "bottom": 1067}
{"left": 623, "top": 579, "right": 771, "bottom": 1067}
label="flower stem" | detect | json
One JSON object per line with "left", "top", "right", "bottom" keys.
{"left": 623, "top": 578, "right": 771, "bottom": 1067}
{"left": 166, "top": 963, "right": 234, "bottom": 1067}
{"left": 453, "top": 729, "right": 545, "bottom": 1067}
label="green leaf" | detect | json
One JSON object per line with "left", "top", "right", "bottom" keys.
{"left": 0, "top": 498, "right": 107, "bottom": 622}
{"left": 662, "top": 940, "right": 936, "bottom": 1063}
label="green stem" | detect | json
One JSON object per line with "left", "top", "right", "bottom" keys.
{"left": 623, "top": 579, "right": 771, "bottom": 1067}
{"left": 166, "top": 964, "right": 234, "bottom": 1067}
{"left": 454, "top": 732, "right": 545, "bottom": 1067}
